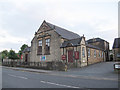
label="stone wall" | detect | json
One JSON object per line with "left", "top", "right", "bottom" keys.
{"left": 60, "top": 37, "right": 88, "bottom": 68}
{"left": 88, "top": 41, "right": 109, "bottom": 61}
{"left": 30, "top": 29, "right": 62, "bottom": 63}
{"left": 87, "top": 48, "right": 104, "bottom": 65}
{"left": 113, "top": 48, "right": 120, "bottom": 61}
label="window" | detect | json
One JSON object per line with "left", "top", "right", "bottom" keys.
{"left": 99, "top": 51, "right": 101, "bottom": 57}
{"left": 88, "top": 48, "right": 90, "bottom": 57}
{"left": 82, "top": 47, "right": 85, "bottom": 57}
{"left": 94, "top": 50, "right": 96, "bottom": 57}
{"left": 102, "top": 52, "right": 104, "bottom": 58}
{"left": 38, "top": 40, "right": 42, "bottom": 55}
{"left": 45, "top": 38, "right": 50, "bottom": 55}
{"left": 38, "top": 40, "right": 42, "bottom": 46}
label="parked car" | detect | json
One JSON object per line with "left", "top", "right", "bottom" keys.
{"left": 114, "top": 62, "right": 120, "bottom": 72}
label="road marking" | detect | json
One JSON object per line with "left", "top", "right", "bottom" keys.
{"left": 49, "top": 74, "right": 118, "bottom": 81}
{"left": 4, "top": 66, "right": 118, "bottom": 81}
{"left": 8, "top": 74, "right": 28, "bottom": 79}
{"left": 40, "top": 81, "right": 79, "bottom": 88}
{"left": 68, "top": 75, "right": 118, "bottom": 81}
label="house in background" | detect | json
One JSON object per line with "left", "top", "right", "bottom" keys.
{"left": 22, "top": 20, "right": 109, "bottom": 69}
{"left": 87, "top": 38, "right": 110, "bottom": 61}
{"left": 113, "top": 38, "right": 120, "bottom": 61}
{"left": 22, "top": 47, "right": 31, "bottom": 63}
{"left": 109, "top": 50, "right": 113, "bottom": 61}
{"left": 86, "top": 43, "right": 105, "bottom": 65}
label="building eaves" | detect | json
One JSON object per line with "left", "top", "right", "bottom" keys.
{"left": 61, "top": 38, "right": 82, "bottom": 48}
{"left": 22, "top": 47, "right": 31, "bottom": 53}
{"left": 87, "top": 38, "right": 106, "bottom": 43}
{"left": 86, "top": 44, "right": 104, "bottom": 51}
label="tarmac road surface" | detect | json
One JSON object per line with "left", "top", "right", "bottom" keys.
{"left": 2, "top": 62, "right": 119, "bottom": 88}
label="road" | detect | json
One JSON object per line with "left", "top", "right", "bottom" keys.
{"left": 2, "top": 62, "right": 119, "bottom": 88}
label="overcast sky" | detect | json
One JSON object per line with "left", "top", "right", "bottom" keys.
{"left": 0, "top": 0, "right": 118, "bottom": 52}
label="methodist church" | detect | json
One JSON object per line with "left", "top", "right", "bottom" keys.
{"left": 23, "top": 20, "right": 109, "bottom": 69}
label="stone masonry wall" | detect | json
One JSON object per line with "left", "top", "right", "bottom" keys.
{"left": 87, "top": 48, "right": 104, "bottom": 65}
{"left": 30, "top": 30, "right": 62, "bottom": 63}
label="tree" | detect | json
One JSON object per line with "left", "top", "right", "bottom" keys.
{"left": 1, "top": 50, "right": 8, "bottom": 59}
{"left": 8, "top": 50, "right": 18, "bottom": 60}
{"left": 18, "top": 44, "right": 28, "bottom": 56}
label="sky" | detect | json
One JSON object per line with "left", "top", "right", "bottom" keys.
{"left": 0, "top": 0, "right": 119, "bottom": 52}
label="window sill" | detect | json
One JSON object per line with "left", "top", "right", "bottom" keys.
{"left": 44, "top": 53, "right": 50, "bottom": 55}
{"left": 37, "top": 54, "right": 42, "bottom": 55}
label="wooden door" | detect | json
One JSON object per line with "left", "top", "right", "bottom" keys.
{"left": 25, "top": 54, "right": 28, "bottom": 62}
{"left": 68, "top": 50, "right": 73, "bottom": 63}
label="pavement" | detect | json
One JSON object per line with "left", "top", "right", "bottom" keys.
{"left": 2, "top": 61, "right": 119, "bottom": 88}
{"left": 3, "top": 66, "right": 52, "bottom": 73}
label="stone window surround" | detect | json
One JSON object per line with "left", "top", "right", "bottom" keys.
{"left": 88, "top": 48, "right": 90, "bottom": 57}
{"left": 82, "top": 47, "right": 85, "bottom": 58}
{"left": 37, "top": 36, "right": 51, "bottom": 55}
{"left": 94, "top": 50, "right": 96, "bottom": 57}
{"left": 45, "top": 38, "right": 50, "bottom": 55}
{"left": 37, "top": 40, "right": 42, "bottom": 55}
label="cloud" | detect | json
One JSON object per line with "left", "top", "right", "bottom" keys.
{"left": 0, "top": 28, "right": 27, "bottom": 52}
{"left": 0, "top": 0, "right": 118, "bottom": 51}
{"left": 0, "top": 29, "right": 27, "bottom": 44}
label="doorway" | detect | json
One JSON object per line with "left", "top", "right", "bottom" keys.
{"left": 25, "top": 54, "right": 28, "bottom": 62}
{"left": 68, "top": 50, "right": 73, "bottom": 63}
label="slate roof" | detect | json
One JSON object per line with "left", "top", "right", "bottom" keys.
{"left": 23, "top": 47, "right": 31, "bottom": 53}
{"left": 86, "top": 44, "right": 104, "bottom": 51}
{"left": 46, "top": 21, "right": 80, "bottom": 40}
{"left": 61, "top": 38, "right": 82, "bottom": 48}
{"left": 113, "top": 38, "right": 120, "bottom": 49}
{"left": 87, "top": 38, "right": 107, "bottom": 43}
{"left": 61, "top": 37, "right": 104, "bottom": 51}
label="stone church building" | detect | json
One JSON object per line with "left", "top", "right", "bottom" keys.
{"left": 23, "top": 20, "right": 109, "bottom": 69}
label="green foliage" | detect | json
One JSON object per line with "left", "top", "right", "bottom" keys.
{"left": 1, "top": 50, "right": 8, "bottom": 59}
{"left": 21, "top": 44, "right": 28, "bottom": 51}
{"left": 8, "top": 50, "right": 18, "bottom": 60}
{"left": 18, "top": 44, "right": 28, "bottom": 56}
{"left": 1, "top": 44, "right": 28, "bottom": 60}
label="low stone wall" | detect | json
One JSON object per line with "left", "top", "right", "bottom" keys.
{"left": 3, "top": 59, "right": 102, "bottom": 71}
{"left": 2, "top": 60, "right": 66, "bottom": 71}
